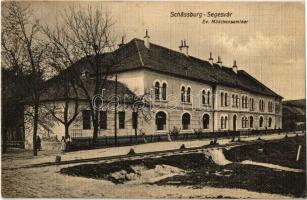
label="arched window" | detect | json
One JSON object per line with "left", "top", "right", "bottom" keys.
{"left": 162, "top": 83, "right": 167, "bottom": 100}
{"left": 182, "top": 113, "right": 191, "bottom": 130}
{"left": 156, "top": 111, "right": 167, "bottom": 130}
{"left": 187, "top": 87, "right": 191, "bottom": 103}
{"left": 268, "top": 117, "right": 272, "bottom": 127}
{"left": 181, "top": 86, "right": 186, "bottom": 102}
{"left": 233, "top": 115, "right": 237, "bottom": 131}
{"left": 250, "top": 116, "right": 254, "bottom": 128}
{"left": 241, "top": 117, "right": 248, "bottom": 128}
{"left": 207, "top": 91, "right": 211, "bottom": 105}
{"left": 221, "top": 116, "right": 224, "bottom": 129}
{"left": 224, "top": 116, "right": 228, "bottom": 129}
{"left": 155, "top": 82, "right": 160, "bottom": 100}
{"left": 221, "top": 92, "right": 224, "bottom": 106}
{"left": 259, "top": 116, "right": 263, "bottom": 127}
{"left": 259, "top": 100, "right": 262, "bottom": 111}
{"left": 202, "top": 114, "right": 210, "bottom": 129}
{"left": 202, "top": 90, "right": 206, "bottom": 105}
{"left": 232, "top": 94, "right": 235, "bottom": 107}
{"left": 250, "top": 98, "right": 254, "bottom": 110}
{"left": 225, "top": 93, "right": 228, "bottom": 106}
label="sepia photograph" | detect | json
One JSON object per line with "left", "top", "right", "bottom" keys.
{"left": 1, "top": 1, "right": 306, "bottom": 198}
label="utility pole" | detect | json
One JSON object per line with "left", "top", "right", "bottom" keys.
{"left": 114, "top": 73, "right": 118, "bottom": 146}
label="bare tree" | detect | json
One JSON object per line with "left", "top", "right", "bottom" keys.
{"left": 42, "top": 75, "right": 80, "bottom": 139}
{"left": 42, "top": 6, "right": 116, "bottom": 146}
{"left": 42, "top": 23, "right": 81, "bottom": 138}
{"left": 1, "top": 2, "right": 49, "bottom": 156}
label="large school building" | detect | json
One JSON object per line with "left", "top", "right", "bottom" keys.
{"left": 24, "top": 31, "right": 282, "bottom": 148}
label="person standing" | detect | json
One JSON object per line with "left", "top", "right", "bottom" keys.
{"left": 66, "top": 135, "right": 72, "bottom": 151}
{"left": 36, "top": 135, "right": 41, "bottom": 151}
{"left": 61, "top": 136, "right": 66, "bottom": 153}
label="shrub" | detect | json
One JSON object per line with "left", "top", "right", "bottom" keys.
{"left": 127, "top": 148, "right": 136, "bottom": 155}
{"left": 194, "top": 128, "right": 203, "bottom": 138}
{"left": 180, "top": 144, "right": 186, "bottom": 149}
{"left": 169, "top": 126, "right": 180, "bottom": 139}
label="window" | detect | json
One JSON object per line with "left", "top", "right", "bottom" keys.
{"left": 132, "top": 112, "right": 138, "bottom": 129}
{"left": 181, "top": 86, "right": 186, "bottom": 102}
{"left": 242, "top": 117, "right": 248, "bottom": 128}
{"left": 259, "top": 116, "right": 263, "bottom": 127}
{"left": 249, "top": 116, "right": 253, "bottom": 128}
{"left": 221, "top": 92, "right": 224, "bottom": 106}
{"left": 236, "top": 95, "right": 239, "bottom": 107}
{"left": 242, "top": 96, "right": 245, "bottom": 108}
{"left": 182, "top": 113, "right": 191, "bottom": 130}
{"left": 203, "top": 114, "right": 210, "bottom": 129}
{"left": 268, "top": 101, "right": 274, "bottom": 112}
{"left": 245, "top": 96, "right": 248, "bottom": 108}
{"left": 207, "top": 91, "right": 211, "bottom": 105}
{"left": 202, "top": 90, "right": 206, "bottom": 105}
{"left": 187, "top": 87, "right": 191, "bottom": 103}
{"left": 155, "top": 82, "right": 160, "bottom": 100}
{"left": 119, "top": 111, "right": 125, "bottom": 129}
{"left": 232, "top": 94, "right": 235, "bottom": 107}
{"left": 225, "top": 93, "right": 228, "bottom": 106}
{"left": 221, "top": 116, "right": 224, "bottom": 129}
{"left": 268, "top": 117, "right": 272, "bottom": 127}
{"left": 99, "top": 111, "right": 107, "bottom": 129}
{"left": 162, "top": 83, "right": 167, "bottom": 100}
{"left": 82, "top": 110, "right": 91, "bottom": 130}
{"left": 156, "top": 111, "right": 167, "bottom": 130}
{"left": 259, "top": 99, "right": 265, "bottom": 111}
{"left": 224, "top": 116, "right": 228, "bottom": 129}
{"left": 275, "top": 103, "right": 280, "bottom": 113}
{"left": 250, "top": 98, "right": 254, "bottom": 110}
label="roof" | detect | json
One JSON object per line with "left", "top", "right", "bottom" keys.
{"left": 283, "top": 99, "right": 306, "bottom": 108}
{"left": 40, "top": 77, "right": 136, "bottom": 103}
{"left": 282, "top": 99, "right": 306, "bottom": 117}
{"left": 71, "top": 38, "right": 282, "bottom": 98}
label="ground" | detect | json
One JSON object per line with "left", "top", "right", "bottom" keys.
{"left": 2, "top": 132, "right": 305, "bottom": 198}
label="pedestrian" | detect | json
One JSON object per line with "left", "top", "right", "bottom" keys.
{"left": 61, "top": 136, "right": 66, "bottom": 153}
{"left": 66, "top": 135, "right": 72, "bottom": 151}
{"left": 36, "top": 135, "right": 41, "bottom": 151}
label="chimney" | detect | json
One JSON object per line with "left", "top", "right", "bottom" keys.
{"left": 179, "top": 40, "right": 184, "bottom": 53}
{"left": 208, "top": 52, "right": 214, "bottom": 65}
{"left": 144, "top": 29, "right": 150, "bottom": 49}
{"left": 118, "top": 36, "right": 125, "bottom": 48}
{"left": 182, "top": 40, "right": 189, "bottom": 56}
{"left": 232, "top": 60, "right": 238, "bottom": 73}
{"left": 216, "top": 56, "right": 222, "bottom": 67}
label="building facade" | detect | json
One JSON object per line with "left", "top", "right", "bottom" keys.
{"left": 24, "top": 33, "right": 283, "bottom": 148}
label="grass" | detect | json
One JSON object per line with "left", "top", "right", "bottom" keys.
{"left": 224, "top": 135, "right": 306, "bottom": 169}
{"left": 61, "top": 136, "right": 306, "bottom": 197}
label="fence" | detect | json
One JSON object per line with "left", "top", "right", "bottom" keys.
{"left": 70, "top": 128, "right": 292, "bottom": 150}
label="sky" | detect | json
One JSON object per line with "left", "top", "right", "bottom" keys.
{"left": 3, "top": 1, "right": 305, "bottom": 100}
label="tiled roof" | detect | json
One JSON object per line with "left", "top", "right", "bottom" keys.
{"left": 40, "top": 77, "right": 136, "bottom": 103}
{"left": 71, "top": 38, "right": 282, "bottom": 98}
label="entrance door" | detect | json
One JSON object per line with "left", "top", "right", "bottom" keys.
{"left": 233, "top": 115, "right": 237, "bottom": 131}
